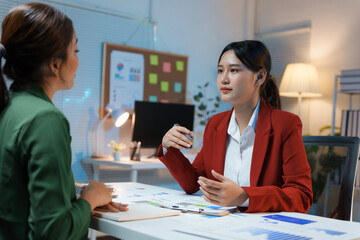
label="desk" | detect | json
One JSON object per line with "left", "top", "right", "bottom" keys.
{"left": 83, "top": 157, "right": 166, "bottom": 182}
{"left": 83, "top": 154, "right": 195, "bottom": 182}
{"left": 91, "top": 182, "right": 360, "bottom": 240}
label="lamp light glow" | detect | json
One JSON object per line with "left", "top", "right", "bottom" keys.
{"left": 280, "top": 63, "right": 322, "bottom": 118}
{"left": 280, "top": 63, "right": 322, "bottom": 98}
{"left": 91, "top": 105, "right": 130, "bottom": 157}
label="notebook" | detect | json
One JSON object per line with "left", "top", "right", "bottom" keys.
{"left": 93, "top": 203, "right": 180, "bottom": 222}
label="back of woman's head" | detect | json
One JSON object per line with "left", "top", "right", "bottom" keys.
{"left": 0, "top": 2, "right": 74, "bottom": 114}
{"left": 218, "top": 40, "right": 281, "bottom": 109}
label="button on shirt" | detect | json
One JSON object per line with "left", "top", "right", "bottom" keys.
{"left": 223, "top": 98, "right": 260, "bottom": 207}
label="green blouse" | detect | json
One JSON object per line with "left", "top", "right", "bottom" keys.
{"left": 0, "top": 85, "right": 91, "bottom": 240}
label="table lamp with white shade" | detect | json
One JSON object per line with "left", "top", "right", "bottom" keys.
{"left": 279, "top": 63, "right": 322, "bottom": 118}
{"left": 91, "top": 104, "right": 130, "bottom": 158}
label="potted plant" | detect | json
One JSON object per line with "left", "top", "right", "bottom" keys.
{"left": 108, "top": 140, "right": 126, "bottom": 161}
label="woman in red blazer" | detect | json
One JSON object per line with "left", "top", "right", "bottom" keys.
{"left": 157, "top": 40, "right": 313, "bottom": 213}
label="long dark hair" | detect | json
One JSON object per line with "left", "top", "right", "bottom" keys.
{"left": 0, "top": 2, "right": 74, "bottom": 114}
{"left": 218, "top": 40, "right": 281, "bottom": 109}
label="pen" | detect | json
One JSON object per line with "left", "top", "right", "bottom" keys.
{"left": 75, "top": 182, "right": 85, "bottom": 189}
{"left": 174, "top": 123, "right": 193, "bottom": 142}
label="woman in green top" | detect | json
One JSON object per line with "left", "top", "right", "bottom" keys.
{"left": 0, "top": 3, "right": 128, "bottom": 239}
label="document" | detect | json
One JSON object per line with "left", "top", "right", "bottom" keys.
{"left": 156, "top": 200, "right": 238, "bottom": 216}
{"left": 111, "top": 182, "right": 238, "bottom": 217}
{"left": 93, "top": 203, "right": 180, "bottom": 222}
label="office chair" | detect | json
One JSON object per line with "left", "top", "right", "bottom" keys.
{"left": 303, "top": 136, "right": 360, "bottom": 221}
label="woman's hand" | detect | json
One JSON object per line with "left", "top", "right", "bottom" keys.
{"left": 198, "top": 170, "right": 249, "bottom": 207}
{"left": 162, "top": 125, "right": 193, "bottom": 150}
{"left": 96, "top": 201, "right": 128, "bottom": 213}
{"left": 80, "top": 180, "right": 114, "bottom": 211}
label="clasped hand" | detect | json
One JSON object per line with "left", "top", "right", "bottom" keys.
{"left": 198, "top": 170, "right": 249, "bottom": 207}
{"left": 80, "top": 180, "right": 128, "bottom": 213}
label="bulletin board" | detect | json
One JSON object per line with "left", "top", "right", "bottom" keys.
{"left": 100, "top": 42, "right": 188, "bottom": 117}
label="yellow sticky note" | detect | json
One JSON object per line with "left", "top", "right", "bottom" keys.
{"left": 149, "top": 73, "right": 158, "bottom": 84}
{"left": 150, "top": 55, "right": 159, "bottom": 66}
{"left": 176, "top": 60, "right": 184, "bottom": 71}
{"left": 161, "top": 81, "right": 169, "bottom": 92}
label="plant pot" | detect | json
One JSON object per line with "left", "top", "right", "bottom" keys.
{"left": 113, "top": 152, "right": 122, "bottom": 161}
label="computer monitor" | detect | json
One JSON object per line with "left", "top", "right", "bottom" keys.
{"left": 132, "top": 101, "right": 195, "bottom": 149}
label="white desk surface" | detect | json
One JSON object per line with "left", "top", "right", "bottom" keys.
{"left": 83, "top": 157, "right": 166, "bottom": 170}
{"left": 91, "top": 182, "right": 360, "bottom": 240}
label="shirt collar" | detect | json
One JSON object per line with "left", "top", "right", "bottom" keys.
{"left": 227, "top": 98, "right": 261, "bottom": 137}
{"left": 11, "top": 83, "right": 53, "bottom": 104}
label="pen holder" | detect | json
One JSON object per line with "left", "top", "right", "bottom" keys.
{"left": 130, "top": 141, "right": 141, "bottom": 161}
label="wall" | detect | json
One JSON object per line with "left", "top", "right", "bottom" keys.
{"left": 0, "top": 0, "right": 245, "bottom": 180}
{"left": 256, "top": 0, "right": 360, "bottom": 135}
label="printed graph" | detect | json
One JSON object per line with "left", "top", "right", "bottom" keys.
{"left": 232, "top": 227, "right": 311, "bottom": 240}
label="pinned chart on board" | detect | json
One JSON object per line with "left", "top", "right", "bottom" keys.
{"left": 101, "top": 43, "right": 188, "bottom": 117}
{"left": 109, "top": 50, "right": 144, "bottom": 109}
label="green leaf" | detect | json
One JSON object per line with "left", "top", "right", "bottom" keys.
{"left": 199, "top": 103, "right": 206, "bottom": 110}
{"left": 215, "top": 103, "right": 219, "bottom": 108}
{"left": 197, "top": 113, "right": 203, "bottom": 117}
{"left": 200, "top": 120, "right": 206, "bottom": 125}
{"left": 216, "top": 96, "right": 220, "bottom": 101}
{"left": 198, "top": 92, "right": 203, "bottom": 98}
{"left": 204, "top": 82, "right": 209, "bottom": 87}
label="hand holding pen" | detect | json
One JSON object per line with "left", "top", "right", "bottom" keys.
{"left": 162, "top": 123, "right": 194, "bottom": 150}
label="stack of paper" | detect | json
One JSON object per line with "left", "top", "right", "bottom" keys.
{"left": 93, "top": 203, "right": 180, "bottom": 222}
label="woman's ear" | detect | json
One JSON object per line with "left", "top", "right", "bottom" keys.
{"left": 49, "top": 58, "right": 62, "bottom": 76}
{"left": 254, "top": 70, "right": 267, "bottom": 87}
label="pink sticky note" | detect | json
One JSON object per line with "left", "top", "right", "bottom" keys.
{"left": 160, "top": 99, "right": 170, "bottom": 103}
{"left": 163, "top": 62, "right": 171, "bottom": 73}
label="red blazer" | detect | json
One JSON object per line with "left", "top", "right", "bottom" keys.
{"left": 157, "top": 99, "right": 313, "bottom": 213}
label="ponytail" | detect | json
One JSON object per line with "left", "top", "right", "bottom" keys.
{"left": 0, "top": 43, "right": 9, "bottom": 115}
{"left": 260, "top": 74, "right": 281, "bottom": 110}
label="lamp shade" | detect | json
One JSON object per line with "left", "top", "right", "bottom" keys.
{"left": 113, "top": 110, "right": 130, "bottom": 127}
{"left": 104, "top": 105, "right": 130, "bottom": 127}
{"left": 280, "top": 63, "right": 322, "bottom": 97}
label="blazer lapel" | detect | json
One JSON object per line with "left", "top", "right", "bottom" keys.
{"left": 250, "top": 100, "right": 272, "bottom": 186}
{"left": 212, "top": 110, "right": 232, "bottom": 175}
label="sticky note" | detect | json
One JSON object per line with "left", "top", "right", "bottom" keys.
{"left": 161, "top": 81, "right": 169, "bottom": 92}
{"left": 160, "top": 99, "right": 169, "bottom": 103}
{"left": 174, "top": 82, "right": 182, "bottom": 93}
{"left": 150, "top": 55, "right": 159, "bottom": 66}
{"left": 163, "top": 62, "right": 171, "bottom": 73}
{"left": 149, "top": 96, "right": 157, "bottom": 102}
{"left": 176, "top": 60, "right": 184, "bottom": 71}
{"left": 149, "top": 73, "right": 158, "bottom": 84}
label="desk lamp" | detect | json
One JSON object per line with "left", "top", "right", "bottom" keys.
{"left": 279, "top": 63, "right": 322, "bottom": 118}
{"left": 91, "top": 104, "right": 130, "bottom": 158}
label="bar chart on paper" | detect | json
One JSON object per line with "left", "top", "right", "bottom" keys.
{"left": 173, "top": 212, "right": 356, "bottom": 240}
{"left": 232, "top": 227, "right": 311, "bottom": 240}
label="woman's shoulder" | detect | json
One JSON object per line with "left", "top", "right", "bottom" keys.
{"left": 8, "top": 91, "right": 67, "bottom": 126}
{"left": 270, "top": 108, "right": 302, "bottom": 128}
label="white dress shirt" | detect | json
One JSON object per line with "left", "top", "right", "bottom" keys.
{"left": 223, "top": 98, "right": 260, "bottom": 207}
